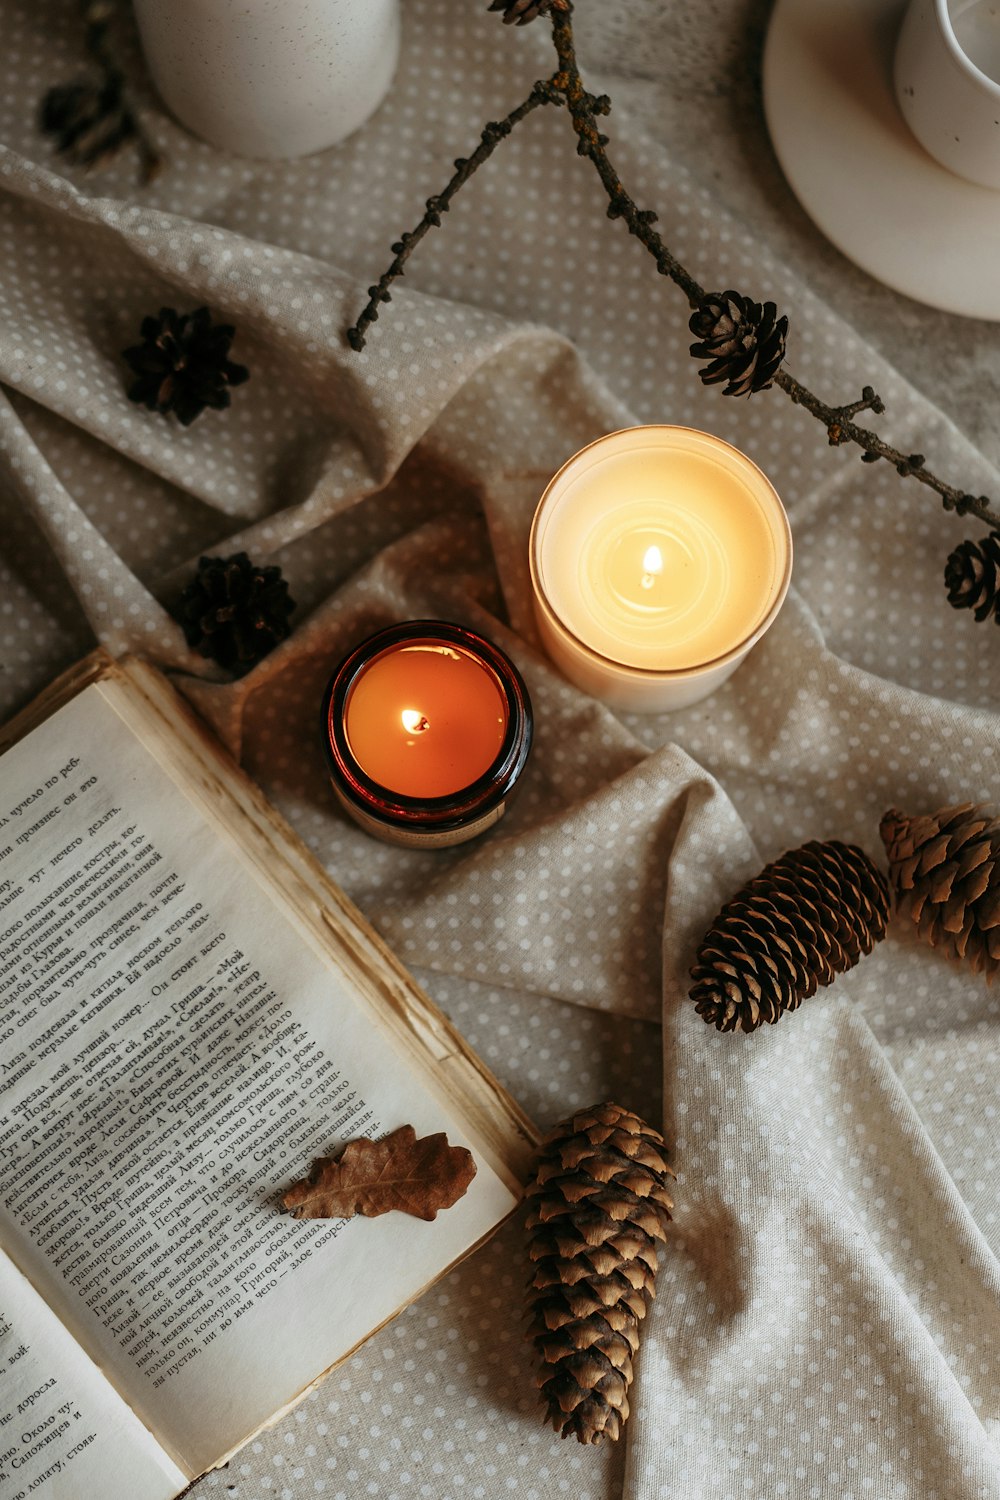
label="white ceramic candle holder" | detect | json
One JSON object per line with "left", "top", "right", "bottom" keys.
{"left": 894, "top": 0, "right": 1000, "bottom": 189}
{"left": 529, "top": 426, "right": 793, "bottom": 714}
{"left": 132, "top": 0, "right": 401, "bottom": 159}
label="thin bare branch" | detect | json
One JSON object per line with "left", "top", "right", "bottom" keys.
{"left": 347, "top": 0, "right": 1000, "bottom": 532}
{"left": 347, "top": 79, "right": 562, "bottom": 351}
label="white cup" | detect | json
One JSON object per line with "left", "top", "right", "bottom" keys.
{"left": 132, "top": 0, "right": 401, "bottom": 159}
{"left": 894, "top": 0, "right": 1000, "bottom": 189}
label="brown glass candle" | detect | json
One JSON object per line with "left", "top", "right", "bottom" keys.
{"left": 322, "top": 621, "right": 533, "bottom": 849}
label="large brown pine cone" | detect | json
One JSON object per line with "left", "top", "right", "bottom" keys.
{"left": 689, "top": 840, "right": 890, "bottom": 1033}
{"left": 525, "top": 1101, "right": 674, "bottom": 1445}
{"left": 880, "top": 803, "right": 1000, "bottom": 976}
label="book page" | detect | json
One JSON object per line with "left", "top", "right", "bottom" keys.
{"left": 0, "top": 1250, "right": 185, "bottom": 1499}
{"left": 0, "top": 684, "right": 519, "bottom": 1476}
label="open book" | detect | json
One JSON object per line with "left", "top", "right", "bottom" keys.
{"left": 0, "top": 653, "right": 535, "bottom": 1499}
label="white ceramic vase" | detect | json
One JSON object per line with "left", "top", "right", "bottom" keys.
{"left": 132, "top": 0, "right": 401, "bottom": 160}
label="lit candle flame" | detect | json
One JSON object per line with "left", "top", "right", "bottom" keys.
{"left": 640, "top": 544, "right": 664, "bottom": 591}
{"left": 401, "top": 709, "right": 430, "bottom": 735}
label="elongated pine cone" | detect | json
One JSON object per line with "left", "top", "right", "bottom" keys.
{"left": 944, "top": 532, "right": 1000, "bottom": 623}
{"left": 175, "top": 552, "right": 294, "bottom": 674}
{"left": 525, "top": 1101, "right": 674, "bottom": 1445}
{"left": 689, "top": 289, "right": 788, "bottom": 397}
{"left": 689, "top": 840, "right": 890, "bottom": 1033}
{"left": 880, "top": 804, "right": 1000, "bottom": 976}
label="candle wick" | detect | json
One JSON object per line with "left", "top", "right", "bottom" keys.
{"left": 640, "top": 545, "right": 664, "bottom": 592}
{"left": 401, "top": 709, "right": 430, "bottom": 734}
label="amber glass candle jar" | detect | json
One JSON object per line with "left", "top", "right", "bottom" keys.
{"left": 322, "top": 621, "right": 533, "bottom": 848}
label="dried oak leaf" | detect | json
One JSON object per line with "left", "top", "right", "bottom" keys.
{"left": 281, "top": 1126, "right": 477, "bottom": 1223}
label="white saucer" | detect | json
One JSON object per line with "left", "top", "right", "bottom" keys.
{"left": 763, "top": 0, "right": 1000, "bottom": 319}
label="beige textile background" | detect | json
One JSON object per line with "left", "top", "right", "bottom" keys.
{"left": 1, "top": 2, "right": 999, "bottom": 1497}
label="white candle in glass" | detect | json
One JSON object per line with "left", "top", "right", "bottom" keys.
{"left": 529, "top": 426, "right": 792, "bottom": 713}
{"left": 132, "top": 0, "right": 400, "bottom": 159}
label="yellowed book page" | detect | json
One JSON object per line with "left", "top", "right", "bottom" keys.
{"left": 0, "top": 1251, "right": 186, "bottom": 1499}
{"left": 0, "top": 685, "right": 519, "bottom": 1477}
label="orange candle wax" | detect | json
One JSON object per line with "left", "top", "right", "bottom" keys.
{"left": 344, "top": 639, "right": 509, "bottom": 798}
{"left": 323, "top": 621, "right": 533, "bottom": 848}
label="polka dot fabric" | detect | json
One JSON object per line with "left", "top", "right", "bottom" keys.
{"left": 1, "top": 2, "right": 999, "bottom": 1499}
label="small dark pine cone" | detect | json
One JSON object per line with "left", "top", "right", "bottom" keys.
{"left": 689, "top": 289, "right": 788, "bottom": 397}
{"left": 880, "top": 804, "right": 1000, "bottom": 978}
{"left": 526, "top": 1101, "right": 674, "bottom": 1446}
{"left": 123, "top": 307, "right": 250, "bottom": 427}
{"left": 175, "top": 553, "right": 294, "bottom": 674}
{"left": 689, "top": 840, "right": 890, "bottom": 1033}
{"left": 39, "top": 72, "right": 137, "bottom": 173}
{"left": 944, "top": 532, "right": 1000, "bottom": 623}
{"left": 487, "top": 0, "right": 553, "bottom": 22}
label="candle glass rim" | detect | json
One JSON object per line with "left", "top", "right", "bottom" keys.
{"left": 322, "top": 620, "right": 533, "bottom": 831}
{"left": 529, "top": 424, "right": 793, "bottom": 680}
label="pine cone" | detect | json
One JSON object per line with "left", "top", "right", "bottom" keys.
{"left": 175, "top": 553, "right": 295, "bottom": 674}
{"left": 944, "top": 532, "right": 1000, "bottom": 623}
{"left": 487, "top": 0, "right": 555, "bottom": 22}
{"left": 123, "top": 307, "right": 250, "bottom": 427}
{"left": 689, "top": 840, "right": 890, "bottom": 1033}
{"left": 39, "top": 72, "right": 136, "bottom": 172}
{"left": 525, "top": 1101, "right": 674, "bottom": 1445}
{"left": 689, "top": 290, "right": 788, "bottom": 397}
{"left": 880, "top": 804, "right": 1000, "bottom": 977}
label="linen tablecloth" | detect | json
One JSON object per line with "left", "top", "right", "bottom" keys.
{"left": 1, "top": 2, "right": 998, "bottom": 1497}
